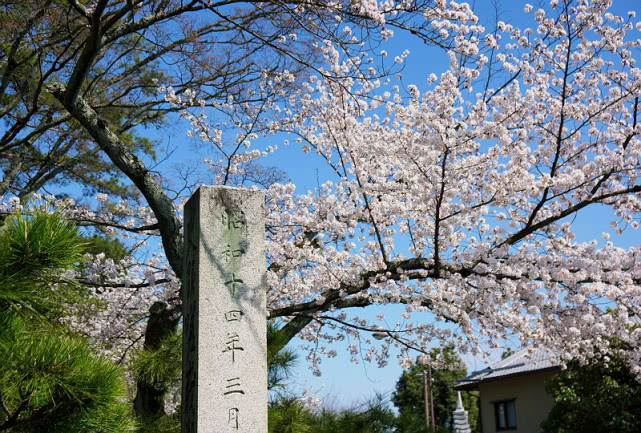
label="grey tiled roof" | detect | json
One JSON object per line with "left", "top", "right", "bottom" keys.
{"left": 454, "top": 346, "right": 560, "bottom": 390}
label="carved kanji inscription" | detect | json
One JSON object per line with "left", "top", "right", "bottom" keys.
{"left": 224, "top": 310, "right": 243, "bottom": 322}
{"left": 222, "top": 332, "right": 244, "bottom": 362}
{"left": 224, "top": 377, "right": 245, "bottom": 395}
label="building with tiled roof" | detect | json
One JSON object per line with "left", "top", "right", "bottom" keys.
{"left": 455, "top": 347, "right": 561, "bottom": 433}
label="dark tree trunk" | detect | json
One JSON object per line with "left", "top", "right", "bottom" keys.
{"left": 134, "top": 301, "right": 180, "bottom": 418}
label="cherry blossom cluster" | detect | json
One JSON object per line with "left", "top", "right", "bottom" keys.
{"left": 169, "top": 0, "right": 641, "bottom": 375}
{"left": 256, "top": 0, "right": 641, "bottom": 372}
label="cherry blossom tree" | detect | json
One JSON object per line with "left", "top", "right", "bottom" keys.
{"left": 267, "top": 0, "right": 641, "bottom": 373}
{"left": 0, "top": 0, "right": 464, "bottom": 416}
{"left": 182, "top": 0, "right": 641, "bottom": 375}
{"left": 3, "top": 0, "right": 641, "bottom": 418}
{"left": 31, "top": 0, "right": 483, "bottom": 416}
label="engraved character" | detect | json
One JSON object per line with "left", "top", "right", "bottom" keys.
{"left": 222, "top": 243, "right": 245, "bottom": 263}
{"left": 224, "top": 274, "right": 244, "bottom": 297}
{"left": 224, "top": 377, "right": 245, "bottom": 395}
{"left": 222, "top": 244, "right": 231, "bottom": 263}
{"left": 222, "top": 332, "right": 244, "bottom": 362}
{"left": 224, "top": 310, "right": 243, "bottom": 322}
{"left": 222, "top": 209, "right": 246, "bottom": 231}
{"left": 228, "top": 408, "right": 239, "bottom": 429}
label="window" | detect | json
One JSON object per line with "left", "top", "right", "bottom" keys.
{"left": 494, "top": 399, "right": 516, "bottom": 431}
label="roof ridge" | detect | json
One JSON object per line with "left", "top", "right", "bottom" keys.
{"left": 454, "top": 346, "right": 561, "bottom": 390}
{"left": 492, "top": 347, "right": 530, "bottom": 369}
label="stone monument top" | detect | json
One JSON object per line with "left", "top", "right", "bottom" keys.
{"left": 452, "top": 391, "right": 471, "bottom": 433}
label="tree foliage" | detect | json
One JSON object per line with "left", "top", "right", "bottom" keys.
{"left": 542, "top": 352, "right": 641, "bottom": 433}
{"left": 0, "top": 314, "right": 134, "bottom": 432}
{"left": 0, "top": 210, "right": 134, "bottom": 432}
{"left": 0, "top": 0, "right": 445, "bottom": 200}
{"left": 267, "top": 321, "right": 299, "bottom": 391}
{"left": 269, "top": 394, "right": 396, "bottom": 433}
{"left": 258, "top": 0, "right": 641, "bottom": 377}
{"left": 392, "top": 349, "right": 479, "bottom": 433}
{"left": 83, "top": 234, "right": 130, "bottom": 262}
{"left": 0, "top": 211, "right": 87, "bottom": 316}
{"left": 268, "top": 399, "right": 315, "bottom": 433}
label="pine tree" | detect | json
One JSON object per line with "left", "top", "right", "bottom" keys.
{"left": 0, "top": 210, "right": 135, "bottom": 432}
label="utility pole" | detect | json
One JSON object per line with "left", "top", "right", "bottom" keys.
{"left": 429, "top": 365, "right": 435, "bottom": 432}
{"left": 423, "top": 370, "right": 431, "bottom": 431}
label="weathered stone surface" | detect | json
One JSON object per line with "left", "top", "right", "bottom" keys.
{"left": 452, "top": 391, "right": 471, "bottom": 433}
{"left": 183, "top": 186, "right": 267, "bottom": 433}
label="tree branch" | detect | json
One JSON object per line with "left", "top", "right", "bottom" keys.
{"left": 47, "top": 83, "right": 184, "bottom": 280}
{"left": 63, "top": 0, "right": 109, "bottom": 105}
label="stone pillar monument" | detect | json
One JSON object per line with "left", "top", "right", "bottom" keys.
{"left": 182, "top": 186, "right": 267, "bottom": 433}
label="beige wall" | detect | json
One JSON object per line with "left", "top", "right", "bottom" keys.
{"left": 479, "top": 370, "right": 557, "bottom": 433}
